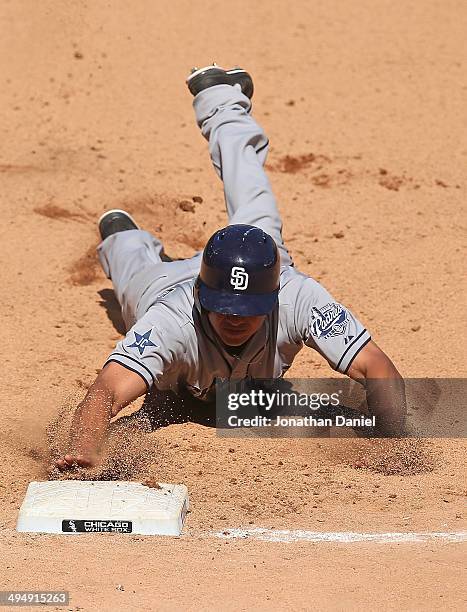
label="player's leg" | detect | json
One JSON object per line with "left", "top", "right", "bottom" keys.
{"left": 97, "top": 211, "right": 166, "bottom": 300}
{"left": 97, "top": 210, "right": 200, "bottom": 329}
{"left": 188, "top": 66, "right": 293, "bottom": 267}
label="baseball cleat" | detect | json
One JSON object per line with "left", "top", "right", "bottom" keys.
{"left": 98, "top": 209, "right": 139, "bottom": 240}
{"left": 186, "top": 63, "right": 254, "bottom": 98}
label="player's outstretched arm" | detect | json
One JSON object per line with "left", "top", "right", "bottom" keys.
{"left": 346, "top": 340, "right": 407, "bottom": 437}
{"left": 54, "top": 362, "right": 147, "bottom": 471}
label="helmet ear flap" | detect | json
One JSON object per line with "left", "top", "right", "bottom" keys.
{"left": 193, "top": 278, "right": 205, "bottom": 312}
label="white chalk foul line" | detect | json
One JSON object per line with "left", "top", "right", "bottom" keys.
{"left": 210, "top": 528, "right": 467, "bottom": 544}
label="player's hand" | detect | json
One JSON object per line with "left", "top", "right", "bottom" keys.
{"left": 54, "top": 453, "right": 97, "bottom": 471}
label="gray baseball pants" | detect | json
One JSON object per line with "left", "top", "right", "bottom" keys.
{"left": 98, "top": 84, "right": 292, "bottom": 331}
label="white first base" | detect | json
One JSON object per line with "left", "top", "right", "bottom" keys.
{"left": 16, "top": 481, "right": 189, "bottom": 536}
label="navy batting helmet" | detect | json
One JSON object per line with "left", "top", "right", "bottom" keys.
{"left": 197, "top": 224, "right": 280, "bottom": 316}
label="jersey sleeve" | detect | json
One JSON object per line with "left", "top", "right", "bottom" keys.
{"left": 295, "top": 275, "right": 371, "bottom": 374}
{"left": 103, "top": 307, "right": 183, "bottom": 390}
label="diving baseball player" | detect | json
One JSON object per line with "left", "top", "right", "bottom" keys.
{"left": 56, "top": 65, "right": 406, "bottom": 471}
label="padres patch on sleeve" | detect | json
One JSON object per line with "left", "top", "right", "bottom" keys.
{"left": 310, "top": 303, "right": 349, "bottom": 339}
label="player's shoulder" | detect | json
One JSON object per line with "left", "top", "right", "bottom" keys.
{"left": 278, "top": 265, "right": 321, "bottom": 301}
{"left": 134, "top": 279, "right": 196, "bottom": 338}
{"left": 153, "top": 279, "right": 196, "bottom": 313}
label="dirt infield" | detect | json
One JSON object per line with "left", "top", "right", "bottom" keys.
{"left": 0, "top": 1, "right": 465, "bottom": 610}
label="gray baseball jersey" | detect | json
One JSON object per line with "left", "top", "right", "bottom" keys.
{"left": 98, "top": 83, "right": 370, "bottom": 399}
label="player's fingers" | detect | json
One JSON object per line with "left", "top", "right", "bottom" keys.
{"left": 55, "top": 459, "right": 68, "bottom": 470}
{"left": 55, "top": 457, "right": 78, "bottom": 471}
{"left": 76, "top": 455, "right": 93, "bottom": 468}
{"left": 58, "top": 454, "right": 95, "bottom": 469}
